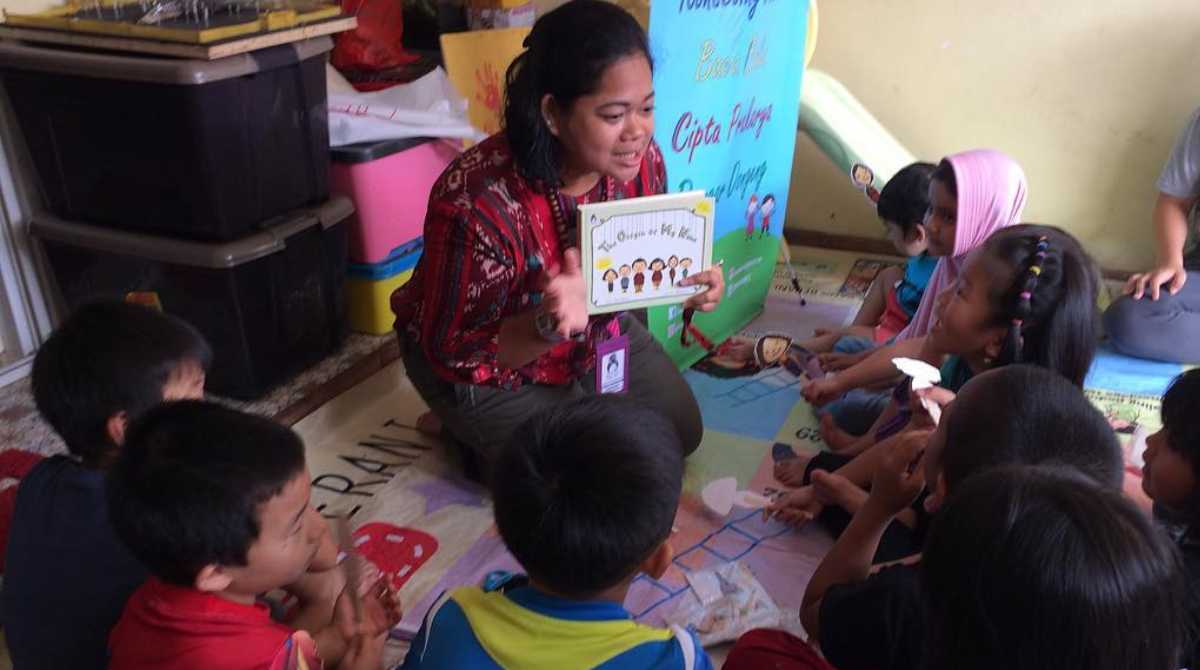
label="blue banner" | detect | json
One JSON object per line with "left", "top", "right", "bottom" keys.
{"left": 647, "top": 0, "right": 810, "bottom": 367}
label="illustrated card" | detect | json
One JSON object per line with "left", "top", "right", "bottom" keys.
{"left": 579, "top": 191, "right": 715, "bottom": 315}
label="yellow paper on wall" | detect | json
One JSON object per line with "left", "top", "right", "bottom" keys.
{"left": 439, "top": 27, "right": 531, "bottom": 141}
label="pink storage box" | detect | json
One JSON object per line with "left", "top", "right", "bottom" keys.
{"left": 331, "top": 137, "right": 459, "bottom": 264}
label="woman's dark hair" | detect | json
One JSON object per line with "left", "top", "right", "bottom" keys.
{"left": 877, "top": 161, "right": 936, "bottom": 233}
{"left": 978, "top": 223, "right": 1100, "bottom": 387}
{"left": 931, "top": 159, "right": 957, "bottom": 198}
{"left": 503, "top": 0, "right": 651, "bottom": 185}
{"left": 922, "top": 465, "right": 1185, "bottom": 670}
{"left": 940, "top": 365, "right": 1122, "bottom": 491}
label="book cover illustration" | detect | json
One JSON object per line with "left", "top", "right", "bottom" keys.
{"left": 579, "top": 191, "right": 715, "bottom": 315}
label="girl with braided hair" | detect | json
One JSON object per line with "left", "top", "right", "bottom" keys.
{"left": 770, "top": 225, "right": 1102, "bottom": 540}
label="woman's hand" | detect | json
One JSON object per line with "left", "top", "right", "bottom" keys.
{"left": 540, "top": 248, "right": 589, "bottom": 339}
{"left": 1124, "top": 264, "right": 1188, "bottom": 300}
{"left": 680, "top": 263, "right": 725, "bottom": 312}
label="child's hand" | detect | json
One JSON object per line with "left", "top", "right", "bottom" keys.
{"left": 817, "top": 351, "right": 865, "bottom": 372}
{"left": 1124, "top": 264, "right": 1188, "bottom": 300}
{"left": 333, "top": 577, "right": 402, "bottom": 646}
{"left": 910, "top": 386, "right": 955, "bottom": 429}
{"left": 362, "top": 576, "right": 402, "bottom": 629}
{"left": 337, "top": 629, "right": 386, "bottom": 670}
{"left": 766, "top": 485, "right": 824, "bottom": 526}
{"left": 802, "top": 376, "right": 844, "bottom": 407}
{"left": 864, "top": 430, "right": 931, "bottom": 519}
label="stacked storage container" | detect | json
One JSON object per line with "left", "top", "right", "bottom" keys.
{"left": 331, "top": 137, "right": 458, "bottom": 334}
{"left": 0, "top": 37, "right": 351, "bottom": 399}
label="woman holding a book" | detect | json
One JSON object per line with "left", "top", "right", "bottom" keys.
{"left": 390, "top": 1, "right": 724, "bottom": 480}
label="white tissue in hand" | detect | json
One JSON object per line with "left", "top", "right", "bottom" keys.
{"left": 893, "top": 357, "right": 943, "bottom": 424}
{"left": 892, "top": 357, "right": 941, "bottom": 390}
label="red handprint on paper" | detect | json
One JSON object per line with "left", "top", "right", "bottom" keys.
{"left": 475, "top": 62, "right": 502, "bottom": 117}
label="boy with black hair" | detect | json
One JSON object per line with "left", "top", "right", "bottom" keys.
{"left": 2, "top": 301, "right": 210, "bottom": 670}
{"left": 107, "top": 400, "right": 396, "bottom": 670}
{"left": 400, "top": 396, "right": 712, "bottom": 669}
{"left": 1140, "top": 368, "right": 1200, "bottom": 668}
{"left": 792, "top": 162, "right": 938, "bottom": 362}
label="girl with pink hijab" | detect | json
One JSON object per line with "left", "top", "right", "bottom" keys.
{"left": 802, "top": 149, "right": 1028, "bottom": 434}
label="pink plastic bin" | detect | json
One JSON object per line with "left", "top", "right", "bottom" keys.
{"left": 331, "top": 137, "right": 458, "bottom": 264}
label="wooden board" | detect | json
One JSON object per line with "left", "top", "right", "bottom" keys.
{"left": 3, "top": 0, "right": 341, "bottom": 44}
{"left": 0, "top": 14, "right": 355, "bottom": 59}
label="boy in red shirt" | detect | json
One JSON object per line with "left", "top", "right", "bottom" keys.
{"left": 107, "top": 401, "right": 397, "bottom": 669}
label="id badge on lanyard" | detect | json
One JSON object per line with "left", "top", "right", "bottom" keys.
{"left": 545, "top": 178, "right": 626, "bottom": 393}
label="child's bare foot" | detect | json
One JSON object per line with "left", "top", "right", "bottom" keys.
{"left": 765, "top": 485, "right": 824, "bottom": 527}
{"left": 820, "top": 414, "right": 858, "bottom": 451}
{"left": 416, "top": 411, "right": 442, "bottom": 436}
{"left": 773, "top": 450, "right": 815, "bottom": 487}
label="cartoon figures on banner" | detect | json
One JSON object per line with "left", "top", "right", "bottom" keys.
{"left": 759, "top": 194, "right": 776, "bottom": 238}
{"left": 619, "top": 264, "right": 632, "bottom": 293}
{"left": 668, "top": 255, "right": 679, "bottom": 285}
{"left": 745, "top": 194, "right": 759, "bottom": 240}
{"left": 850, "top": 162, "right": 881, "bottom": 204}
{"left": 680, "top": 257, "right": 693, "bottom": 281}
{"left": 745, "top": 193, "right": 777, "bottom": 241}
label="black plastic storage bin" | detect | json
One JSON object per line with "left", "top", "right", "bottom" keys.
{"left": 32, "top": 198, "right": 352, "bottom": 400}
{"left": 0, "top": 38, "right": 332, "bottom": 242}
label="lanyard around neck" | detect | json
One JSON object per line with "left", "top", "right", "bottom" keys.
{"left": 546, "top": 175, "right": 613, "bottom": 252}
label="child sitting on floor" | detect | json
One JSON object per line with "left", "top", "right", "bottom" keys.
{"left": 769, "top": 224, "right": 1101, "bottom": 542}
{"left": 715, "top": 163, "right": 936, "bottom": 374}
{"left": 400, "top": 396, "right": 712, "bottom": 669}
{"left": 1, "top": 301, "right": 210, "bottom": 670}
{"left": 106, "top": 401, "right": 398, "bottom": 670}
{"left": 806, "top": 150, "right": 1027, "bottom": 438}
{"left": 922, "top": 466, "right": 1184, "bottom": 670}
{"left": 801, "top": 162, "right": 938, "bottom": 354}
{"left": 726, "top": 365, "right": 1124, "bottom": 670}
{"left": 1140, "top": 368, "right": 1200, "bottom": 668}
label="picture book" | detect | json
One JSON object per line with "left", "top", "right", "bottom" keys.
{"left": 579, "top": 191, "right": 715, "bottom": 315}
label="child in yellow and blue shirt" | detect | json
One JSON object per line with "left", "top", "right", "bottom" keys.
{"left": 399, "top": 396, "right": 711, "bottom": 670}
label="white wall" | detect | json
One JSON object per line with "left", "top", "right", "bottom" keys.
{"left": 786, "top": 0, "right": 1200, "bottom": 272}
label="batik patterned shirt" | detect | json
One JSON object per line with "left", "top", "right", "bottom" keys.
{"left": 391, "top": 134, "right": 667, "bottom": 389}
